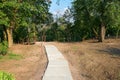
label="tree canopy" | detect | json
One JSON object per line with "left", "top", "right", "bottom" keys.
{"left": 72, "top": 0, "right": 120, "bottom": 41}
{"left": 0, "top": 0, "right": 51, "bottom": 47}
{"left": 0, "top": 0, "right": 120, "bottom": 47}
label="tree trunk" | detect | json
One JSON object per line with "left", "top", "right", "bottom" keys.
{"left": 99, "top": 23, "right": 106, "bottom": 42}
{"left": 3, "top": 31, "right": 7, "bottom": 41}
{"left": 116, "top": 28, "right": 120, "bottom": 39}
{"left": 6, "top": 28, "right": 13, "bottom": 47}
{"left": 3, "top": 26, "right": 8, "bottom": 41}
{"left": 33, "top": 32, "right": 36, "bottom": 43}
{"left": 92, "top": 27, "right": 98, "bottom": 39}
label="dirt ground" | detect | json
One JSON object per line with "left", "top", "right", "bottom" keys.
{"left": 0, "top": 39, "right": 120, "bottom": 80}
{"left": 0, "top": 42, "right": 47, "bottom": 80}
{"left": 49, "top": 39, "right": 120, "bottom": 80}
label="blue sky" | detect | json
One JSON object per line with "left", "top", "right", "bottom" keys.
{"left": 49, "top": 0, "right": 72, "bottom": 16}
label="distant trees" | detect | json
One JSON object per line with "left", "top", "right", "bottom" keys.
{"left": 72, "top": 0, "right": 120, "bottom": 42}
{"left": 45, "top": 0, "right": 120, "bottom": 42}
{"left": 0, "top": 0, "right": 120, "bottom": 45}
{"left": 45, "top": 8, "right": 73, "bottom": 42}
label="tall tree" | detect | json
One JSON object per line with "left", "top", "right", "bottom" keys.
{"left": 0, "top": 0, "right": 50, "bottom": 47}
{"left": 0, "top": 1, "right": 19, "bottom": 47}
{"left": 72, "top": 0, "right": 120, "bottom": 42}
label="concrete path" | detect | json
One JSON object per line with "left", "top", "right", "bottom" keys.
{"left": 42, "top": 45, "right": 73, "bottom": 80}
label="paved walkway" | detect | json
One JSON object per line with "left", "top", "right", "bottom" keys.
{"left": 42, "top": 45, "right": 73, "bottom": 80}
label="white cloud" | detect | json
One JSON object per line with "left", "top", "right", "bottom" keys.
{"left": 51, "top": 7, "right": 69, "bottom": 17}
{"left": 52, "top": 11, "right": 57, "bottom": 15}
{"left": 61, "top": 7, "right": 68, "bottom": 15}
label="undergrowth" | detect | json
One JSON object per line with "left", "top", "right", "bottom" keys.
{"left": 0, "top": 71, "right": 15, "bottom": 80}
{"left": 0, "top": 41, "right": 8, "bottom": 56}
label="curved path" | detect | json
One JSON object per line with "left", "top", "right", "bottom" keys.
{"left": 42, "top": 45, "right": 73, "bottom": 80}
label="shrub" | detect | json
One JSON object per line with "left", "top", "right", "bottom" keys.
{"left": 0, "top": 71, "right": 15, "bottom": 80}
{"left": 0, "top": 41, "right": 8, "bottom": 56}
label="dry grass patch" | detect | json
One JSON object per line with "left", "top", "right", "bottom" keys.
{"left": 0, "top": 42, "right": 47, "bottom": 80}
{"left": 48, "top": 39, "right": 120, "bottom": 80}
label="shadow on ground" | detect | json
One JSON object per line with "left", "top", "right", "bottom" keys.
{"left": 98, "top": 47, "right": 120, "bottom": 56}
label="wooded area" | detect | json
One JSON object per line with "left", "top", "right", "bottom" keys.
{"left": 0, "top": 0, "right": 120, "bottom": 80}
{"left": 0, "top": 0, "right": 120, "bottom": 48}
{"left": 46, "top": 0, "right": 120, "bottom": 42}
{"left": 0, "top": 0, "right": 51, "bottom": 48}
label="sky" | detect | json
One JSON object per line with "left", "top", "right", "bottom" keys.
{"left": 49, "top": 0, "right": 72, "bottom": 16}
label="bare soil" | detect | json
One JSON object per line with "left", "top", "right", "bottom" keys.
{"left": 48, "top": 39, "right": 120, "bottom": 80}
{"left": 0, "top": 42, "right": 47, "bottom": 80}
{"left": 0, "top": 39, "right": 120, "bottom": 80}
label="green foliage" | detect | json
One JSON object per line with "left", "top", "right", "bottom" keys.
{"left": 0, "top": 0, "right": 120, "bottom": 43}
{"left": 0, "top": 41, "right": 8, "bottom": 56}
{"left": 45, "top": 0, "right": 120, "bottom": 42}
{"left": 0, "top": 0, "right": 51, "bottom": 43}
{"left": 0, "top": 71, "right": 15, "bottom": 80}
{"left": 72, "top": 0, "right": 120, "bottom": 41}
{"left": 13, "top": 26, "right": 28, "bottom": 43}
{"left": 0, "top": 11, "right": 9, "bottom": 26}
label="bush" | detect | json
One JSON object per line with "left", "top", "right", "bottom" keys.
{"left": 0, "top": 41, "right": 8, "bottom": 56}
{"left": 0, "top": 71, "right": 15, "bottom": 80}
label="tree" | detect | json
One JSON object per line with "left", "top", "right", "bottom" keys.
{"left": 0, "top": 1, "right": 19, "bottom": 47}
{"left": 0, "top": 0, "right": 51, "bottom": 46}
{"left": 72, "top": 0, "right": 120, "bottom": 42}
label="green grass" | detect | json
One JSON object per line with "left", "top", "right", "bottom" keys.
{"left": 0, "top": 71, "right": 15, "bottom": 80}
{"left": 0, "top": 53, "right": 23, "bottom": 61}
{"left": 8, "top": 53, "right": 23, "bottom": 60}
